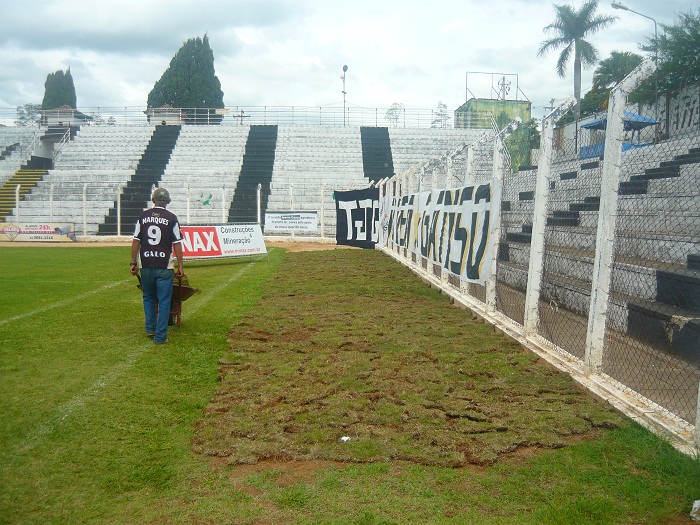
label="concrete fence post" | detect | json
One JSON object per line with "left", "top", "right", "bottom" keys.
{"left": 290, "top": 185, "right": 295, "bottom": 239}
{"left": 524, "top": 98, "right": 576, "bottom": 336}
{"left": 116, "top": 185, "right": 122, "bottom": 237}
{"left": 49, "top": 185, "right": 55, "bottom": 223}
{"left": 83, "top": 184, "right": 88, "bottom": 236}
{"left": 222, "top": 185, "right": 226, "bottom": 224}
{"left": 320, "top": 182, "right": 326, "bottom": 239}
{"left": 186, "top": 184, "right": 191, "bottom": 224}
{"left": 584, "top": 58, "right": 656, "bottom": 375}
{"left": 485, "top": 135, "right": 505, "bottom": 313}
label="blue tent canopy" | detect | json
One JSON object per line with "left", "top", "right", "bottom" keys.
{"left": 580, "top": 110, "right": 658, "bottom": 131}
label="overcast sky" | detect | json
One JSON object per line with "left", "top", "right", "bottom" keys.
{"left": 0, "top": 0, "right": 695, "bottom": 120}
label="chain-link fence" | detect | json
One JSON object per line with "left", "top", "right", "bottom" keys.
{"left": 602, "top": 64, "right": 700, "bottom": 427}
{"left": 379, "top": 59, "right": 699, "bottom": 455}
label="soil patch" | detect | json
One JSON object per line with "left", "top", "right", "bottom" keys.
{"left": 192, "top": 249, "right": 624, "bottom": 467}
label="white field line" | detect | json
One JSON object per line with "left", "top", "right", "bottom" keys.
{"left": 11, "top": 346, "right": 148, "bottom": 457}
{"left": 0, "top": 280, "right": 128, "bottom": 326}
{"left": 5, "top": 262, "right": 255, "bottom": 458}
{"left": 182, "top": 263, "right": 253, "bottom": 317}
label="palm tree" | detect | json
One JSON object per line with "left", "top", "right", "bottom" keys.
{"left": 593, "top": 51, "right": 643, "bottom": 90}
{"left": 538, "top": 0, "right": 617, "bottom": 119}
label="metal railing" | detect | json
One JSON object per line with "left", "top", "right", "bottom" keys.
{"left": 1, "top": 105, "right": 465, "bottom": 129}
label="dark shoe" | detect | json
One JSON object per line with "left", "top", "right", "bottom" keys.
{"left": 154, "top": 338, "right": 169, "bottom": 345}
{"left": 147, "top": 333, "right": 155, "bottom": 338}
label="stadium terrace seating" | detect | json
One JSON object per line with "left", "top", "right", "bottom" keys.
{"left": 228, "top": 125, "right": 278, "bottom": 224}
{"left": 495, "top": 134, "right": 700, "bottom": 362}
{"left": 5, "top": 121, "right": 697, "bottom": 359}
{"left": 360, "top": 127, "right": 394, "bottom": 181}
{"left": 0, "top": 128, "right": 41, "bottom": 184}
{"left": 388, "top": 127, "right": 486, "bottom": 174}
{"left": 53, "top": 126, "right": 154, "bottom": 171}
{"left": 8, "top": 170, "right": 133, "bottom": 234}
{"left": 267, "top": 126, "right": 367, "bottom": 233}
{"left": 99, "top": 125, "right": 181, "bottom": 235}
{"left": 161, "top": 125, "right": 248, "bottom": 225}
{"left": 7, "top": 125, "right": 508, "bottom": 238}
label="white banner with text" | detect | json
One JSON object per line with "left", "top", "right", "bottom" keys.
{"left": 381, "top": 182, "right": 501, "bottom": 284}
{"left": 181, "top": 224, "right": 267, "bottom": 260}
{"left": 264, "top": 212, "right": 318, "bottom": 232}
{"left": 0, "top": 222, "right": 75, "bottom": 242}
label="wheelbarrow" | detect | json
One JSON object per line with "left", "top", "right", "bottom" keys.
{"left": 136, "top": 273, "right": 200, "bottom": 327}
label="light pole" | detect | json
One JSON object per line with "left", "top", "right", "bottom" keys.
{"left": 611, "top": 1, "right": 659, "bottom": 135}
{"left": 341, "top": 65, "right": 348, "bottom": 126}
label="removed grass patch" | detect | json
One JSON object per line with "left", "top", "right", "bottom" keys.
{"left": 193, "top": 249, "right": 623, "bottom": 466}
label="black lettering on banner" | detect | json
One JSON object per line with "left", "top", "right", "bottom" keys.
{"left": 450, "top": 211, "right": 468, "bottom": 275}
{"left": 403, "top": 198, "right": 414, "bottom": 249}
{"left": 385, "top": 182, "right": 497, "bottom": 283}
{"left": 466, "top": 184, "right": 492, "bottom": 280}
{"left": 449, "top": 186, "right": 474, "bottom": 275}
{"left": 427, "top": 208, "right": 440, "bottom": 260}
{"left": 398, "top": 196, "right": 408, "bottom": 247}
{"left": 387, "top": 198, "right": 397, "bottom": 244}
{"left": 335, "top": 188, "right": 380, "bottom": 249}
{"left": 420, "top": 210, "right": 430, "bottom": 258}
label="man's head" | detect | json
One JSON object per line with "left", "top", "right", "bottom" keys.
{"left": 152, "top": 188, "right": 171, "bottom": 206}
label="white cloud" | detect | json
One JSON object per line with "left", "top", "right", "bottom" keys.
{"left": 0, "top": 0, "right": 695, "bottom": 119}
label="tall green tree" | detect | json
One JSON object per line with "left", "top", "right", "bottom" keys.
{"left": 41, "top": 69, "right": 77, "bottom": 110}
{"left": 431, "top": 101, "right": 451, "bottom": 128}
{"left": 506, "top": 118, "right": 540, "bottom": 172}
{"left": 147, "top": 34, "right": 225, "bottom": 124}
{"left": 641, "top": 9, "right": 700, "bottom": 96}
{"left": 537, "top": 0, "right": 616, "bottom": 119}
{"left": 575, "top": 50, "right": 643, "bottom": 117}
{"left": 15, "top": 103, "right": 42, "bottom": 126}
{"left": 385, "top": 102, "right": 404, "bottom": 127}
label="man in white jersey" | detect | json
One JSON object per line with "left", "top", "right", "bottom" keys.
{"left": 130, "top": 188, "right": 184, "bottom": 344}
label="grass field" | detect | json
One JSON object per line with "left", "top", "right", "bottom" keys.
{"left": 1, "top": 244, "right": 699, "bottom": 525}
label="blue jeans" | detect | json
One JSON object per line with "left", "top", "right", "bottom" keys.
{"left": 140, "top": 267, "right": 174, "bottom": 343}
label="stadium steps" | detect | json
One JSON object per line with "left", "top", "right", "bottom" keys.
{"left": 0, "top": 142, "right": 20, "bottom": 160}
{"left": 498, "top": 144, "right": 700, "bottom": 366}
{"left": 587, "top": 145, "right": 699, "bottom": 362}
{"left": 227, "top": 125, "right": 277, "bottom": 224}
{"left": 360, "top": 127, "right": 394, "bottom": 182}
{"left": 98, "top": 125, "right": 181, "bottom": 235}
{"left": 618, "top": 145, "right": 700, "bottom": 195}
{"left": 0, "top": 169, "right": 48, "bottom": 219}
{"left": 504, "top": 223, "right": 532, "bottom": 245}
{"left": 626, "top": 257, "right": 700, "bottom": 366}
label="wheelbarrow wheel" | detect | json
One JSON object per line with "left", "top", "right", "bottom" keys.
{"left": 171, "top": 275, "right": 183, "bottom": 327}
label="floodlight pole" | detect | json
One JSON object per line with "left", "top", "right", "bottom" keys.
{"left": 341, "top": 65, "right": 348, "bottom": 126}
{"left": 611, "top": 1, "right": 659, "bottom": 135}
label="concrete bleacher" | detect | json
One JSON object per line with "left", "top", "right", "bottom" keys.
{"left": 162, "top": 125, "right": 249, "bottom": 224}
{"left": 7, "top": 124, "right": 491, "bottom": 237}
{"left": 7, "top": 122, "right": 696, "bottom": 359}
{"left": 493, "top": 133, "right": 699, "bottom": 362}
{"left": 6, "top": 126, "right": 156, "bottom": 233}
{"left": 273, "top": 126, "right": 364, "bottom": 179}
{"left": 389, "top": 127, "right": 485, "bottom": 174}
{"left": 53, "top": 126, "right": 154, "bottom": 171}
{"left": 266, "top": 127, "right": 367, "bottom": 234}
{"left": 7, "top": 169, "right": 134, "bottom": 234}
{"left": 0, "top": 127, "right": 40, "bottom": 183}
